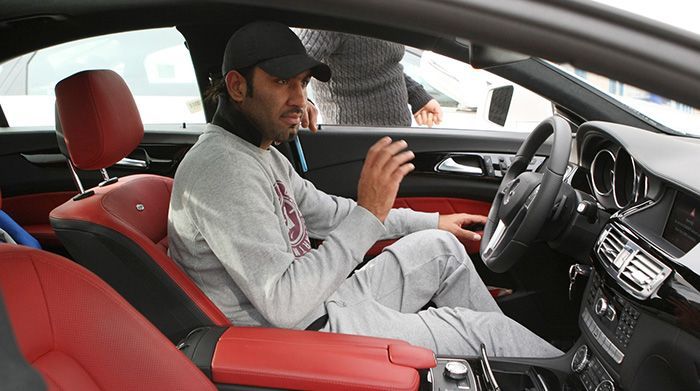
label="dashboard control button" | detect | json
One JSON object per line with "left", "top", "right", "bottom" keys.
{"left": 595, "top": 379, "right": 615, "bottom": 391}
{"left": 572, "top": 345, "right": 590, "bottom": 373}
{"left": 444, "top": 361, "right": 469, "bottom": 380}
{"left": 595, "top": 297, "right": 609, "bottom": 317}
{"left": 606, "top": 307, "right": 616, "bottom": 321}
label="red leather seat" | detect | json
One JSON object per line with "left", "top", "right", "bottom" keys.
{"left": 50, "top": 70, "right": 229, "bottom": 342}
{"left": 0, "top": 244, "right": 435, "bottom": 390}
{"left": 41, "top": 70, "right": 436, "bottom": 391}
{"left": 0, "top": 243, "right": 216, "bottom": 390}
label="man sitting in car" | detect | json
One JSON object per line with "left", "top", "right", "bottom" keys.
{"left": 168, "top": 20, "right": 561, "bottom": 358}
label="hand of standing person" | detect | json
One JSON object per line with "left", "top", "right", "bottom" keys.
{"left": 357, "top": 137, "right": 415, "bottom": 222}
{"left": 414, "top": 99, "right": 443, "bottom": 127}
{"left": 302, "top": 100, "right": 319, "bottom": 133}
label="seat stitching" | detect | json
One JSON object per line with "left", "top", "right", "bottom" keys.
{"left": 29, "top": 256, "right": 56, "bottom": 353}
{"left": 32, "top": 256, "right": 114, "bottom": 390}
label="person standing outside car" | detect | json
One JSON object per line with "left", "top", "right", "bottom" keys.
{"left": 295, "top": 28, "right": 443, "bottom": 127}
{"left": 168, "top": 21, "right": 561, "bottom": 358}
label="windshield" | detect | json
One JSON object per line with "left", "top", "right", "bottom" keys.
{"left": 577, "top": 0, "right": 700, "bottom": 137}
{"left": 552, "top": 64, "right": 700, "bottom": 137}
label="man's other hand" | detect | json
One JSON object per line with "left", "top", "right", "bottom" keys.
{"left": 302, "top": 100, "right": 319, "bottom": 133}
{"left": 357, "top": 137, "right": 415, "bottom": 222}
{"left": 414, "top": 99, "right": 443, "bottom": 127}
{"left": 438, "top": 213, "right": 488, "bottom": 241}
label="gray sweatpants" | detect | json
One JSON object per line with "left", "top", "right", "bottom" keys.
{"left": 321, "top": 229, "right": 562, "bottom": 358}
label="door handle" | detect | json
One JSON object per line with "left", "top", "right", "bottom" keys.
{"left": 436, "top": 157, "right": 484, "bottom": 175}
{"left": 113, "top": 148, "right": 173, "bottom": 169}
{"left": 115, "top": 157, "right": 148, "bottom": 168}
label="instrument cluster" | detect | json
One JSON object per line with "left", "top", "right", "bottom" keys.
{"left": 589, "top": 144, "right": 648, "bottom": 210}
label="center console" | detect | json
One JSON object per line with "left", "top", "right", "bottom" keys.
{"left": 178, "top": 268, "right": 635, "bottom": 391}
{"left": 424, "top": 263, "right": 651, "bottom": 391}
{"left": 566, "top": 270, "right": 641, "bottom": 391}
{"left": 425, "top": 347, "right": 563, "bottom": 391}
{"left": 179, "top": 325, "right": 437, "bottom": 390}
{"left": 181, "top": 324, "right": 572, "bottom": 391}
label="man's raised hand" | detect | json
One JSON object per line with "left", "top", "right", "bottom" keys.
{"left": 357, "top": 137, "right": 415, "bottom": 222}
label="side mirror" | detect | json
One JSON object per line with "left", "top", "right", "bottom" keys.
{"left": 485, "top": 85, "right": 514, "bottom": 126}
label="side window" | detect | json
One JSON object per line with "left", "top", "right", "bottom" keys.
{"left": 295, "top": 29, "right": 552, "bottom": 132}
{"left": 0, "top": 27, "right": 205, "bottom": 128}
{"left": 402, "top": 50, "right": 553, "bottom": 132}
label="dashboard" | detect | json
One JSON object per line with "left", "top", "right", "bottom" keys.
{"left": 570, "top": 121, "right": 700, "bottom": 391}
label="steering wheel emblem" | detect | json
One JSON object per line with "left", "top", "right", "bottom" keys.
{"left": 503, "top": 189, "right": 516, "bottom": 205}
{"left": 502, "top": 180, "right": 519, "bottom": 205}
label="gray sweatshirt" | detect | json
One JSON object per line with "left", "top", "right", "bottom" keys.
{"left": 168, "top": 124, "right": 437, "bottom": 329}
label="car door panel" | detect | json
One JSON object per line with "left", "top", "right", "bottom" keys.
{"left": 366, "top": 197, "right": 491, "bottom": 257}
{"left": 0, "top": 128, "right": 200, "bottom": 248}
{"left": 298, "top": 125, "right": 550, "bottom": 201}
{"left": 298, "top": 126, "right": 527, "bottom": 257}
{"left": 2, "top": 191, "right": 77, "bottom": 247}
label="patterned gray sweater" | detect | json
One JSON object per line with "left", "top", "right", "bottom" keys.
{"left": 168, "top": 124, "right": 438, "bottom": 328}
{"left": 296, "top": 29, "right": 432, "bottom": 126}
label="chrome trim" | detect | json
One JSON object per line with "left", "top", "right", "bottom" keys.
{"left": 595, "top": 224, "right": 673, "bottom": 299}
{"left": 616, "top": 199, "right": 655, "bottom": 219}
{"left": 595, "top": 380, "right": 615, "bottom": 391}
{"left": 480, "top": 344, "right": 501, "bottom": 391}
{"left": 65, "top": 159, "right": 85, "bottom": 194}
{"left": 582, "top": 309, "right": 625, "bottom": 364}
{"left": 614, "top": 219, "right": 679, "bottom": 263}
{"left": 563, "top": 165, "right": 577, "bottom": 184}
{"left": 613, "top": 150, "right": 638, "bottom": 209}
{"left": 571, "top": 344, "right": 589, "bottom": 373}
{"left": 591, "top": 149, "right": 615, "bottom": 196}
{"left": 100, "top": 168, "right": 110, "bottom": 181}
{"left": 431, "top": 359, "right": 476, "bottom": 390}
{"left": 116, "top": 157, "right": 148, "bottom": 168}
{"left": 436, "top": 157, "right": 483, "bottom": 175}
{"left": 484, "top": 220, "right": 506, "bottom": 255}
{"left": 635, "top": 172, "right": 649, "bottom": 201}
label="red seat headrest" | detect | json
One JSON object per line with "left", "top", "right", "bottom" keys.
{"left": 55, "top": 70, "right": 144, "bottom": 170}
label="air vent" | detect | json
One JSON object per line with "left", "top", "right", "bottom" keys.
{"left": 619, "top": 252, "right": 670, "bottom": 297}
{"left": 596, "top": 225, "right": 626, "bottom": 268}
{"left": 595, "top": 224, "right": 672, "bottom": 300}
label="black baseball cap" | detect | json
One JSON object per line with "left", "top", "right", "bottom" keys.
{"left": 222, "top": 21, "right": 331, "bottom": 82}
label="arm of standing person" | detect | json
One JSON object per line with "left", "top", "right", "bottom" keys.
{"left": 301, "top": 99, "right": 319, "bottom": 133}
{"left": 295, "top": 28, "right": 343, "bottom": 61}
{"left": 405, "top": 74, "right": 443, "bottom": 127}
{"left": 295, "top": 29, "right": 343, "bottom": 131}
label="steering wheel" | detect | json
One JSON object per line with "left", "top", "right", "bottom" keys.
{"left": 480, "top": 116, "right": 572, "bottom": 273}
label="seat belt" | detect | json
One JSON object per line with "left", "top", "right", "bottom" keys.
{"left": 305, "top": 314, "right": 329, "bottom": 331}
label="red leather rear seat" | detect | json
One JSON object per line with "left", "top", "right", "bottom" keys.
{"left": 0, "top": 244, "right": 216, "bottom": 390}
